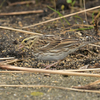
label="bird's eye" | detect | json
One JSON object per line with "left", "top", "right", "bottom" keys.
{"left": 24, "top": 40, "right": 27, "bottom": 43}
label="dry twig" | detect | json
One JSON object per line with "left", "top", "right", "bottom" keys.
{"left": 0, "top": 26, "right": 43, "bottom": 35}
{"left": 73, "top": 79, "right": 100, "bottom": 90}
{"left": 22, "top": 6, "right": 100, "bottom": 28}
{"left": 0, "top": 59, "right": 21, "bottom": 64}
{"left": 0, "top": 67, "right": 100, "bottom": 73}
{"left": 0, "top": 85, "right": 100, "bottom": 94}
{"left": 8, "top": 0, "right": 35, "bottom": 6}
{"left": 0, "top": 10, "right": 43, "bottom": 16}
{"left": 0, "top": 64, "right": 100, "bottom": 77}
{"left": 0, "top": 57, "right": 15, "bottom": 60}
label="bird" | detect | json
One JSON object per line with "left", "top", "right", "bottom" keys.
{"left": 18, "top": 35, "right": 98, "bottom": 69}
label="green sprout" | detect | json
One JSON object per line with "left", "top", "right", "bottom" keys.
{"left": 74, "top": 15, "right": 83, "bottom": 24}
{"left": 66, "top": 0, "right": 72, "bottom": 4}
{"left": 69, "top": 27, "right": 94, "bottom": 32}
{"left": 66, "top": 0, "right": 76, "bottom": 13}
{"left": 0, "top": 0, "right": 6, "bottom": 9}
{"left": 66, "top": 0, "right": 76, "bottom": 7}
{"left": 47, "top": 5, "right": 70, "bottom": 25}
{"left": 61, "top": 5, "right": 65, "bottom": 14}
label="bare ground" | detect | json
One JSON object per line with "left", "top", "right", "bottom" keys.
{"left": 0, "top": 1, "right": 100, "bottom": 99}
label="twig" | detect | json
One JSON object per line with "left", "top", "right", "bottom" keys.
{"left": 1, "top": 67, "right": 100, "bottom": 73}
{"left": 8, "top": 1, "right": 35, "bottom": 6}
{"left": 0, "top": 57, "right": 15, "bottom": 60}
{"left": 83, "top": 0, "right": 88, "bottom": 23}
{"left": 0, "top": 85, "right": 99, "bottom": 93}
{"left": 1, "top": 64, "right": 100, "bottom": 77}
{"left": 0, "top": 26, "right": 43, "bottom": 35}
{"left": 0, "top": 71, "right": 29, "bottom": 73}
{"left": 57, "top": 68, "right": 100, "bottom": 72}
{"left": 0, "top": 10, "right": 43, "bottom": 16}
{"left": 73, "top": 24, "right": 93, "bottom": 27}
{"left": 89, "top": 44, "right": 100, "bottom": 48}
{"left": 89, "top": 10, "right": 100, "bottom": 13}
{"left": 72, "top": 79, "right": 100, "bottom": 90}
{"left": 1, "top": 59, "right": 21, "bottom": 64}
{"left": 22, "top": 5, "right": 100, "bottom": 28}
{"left": 91, "top": 11, "right": 100, "bottom": 24}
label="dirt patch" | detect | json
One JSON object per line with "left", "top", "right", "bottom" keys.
{"left": 0, "top": 0, "right": 100, "bottom": 99}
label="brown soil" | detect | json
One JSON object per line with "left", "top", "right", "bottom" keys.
{"left": 0, "top": 0, "right": 100, "bottom": 100}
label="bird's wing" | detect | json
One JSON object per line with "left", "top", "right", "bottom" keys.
{"left": 39, "top": 39, "right": 80, "bottom": 52}
{"left": 50, "top": 39, "right": 80, "bottom": 50}
{"left": 38, "top": 39, "right": 61, "bottom": 51}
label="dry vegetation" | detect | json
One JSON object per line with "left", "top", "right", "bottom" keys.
{"left": 0, "top": 0, "right": 100, "bottom": 99}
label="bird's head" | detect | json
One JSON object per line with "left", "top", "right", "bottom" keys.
{"left": 18, "top": 36, "right": 40, "bottom": 50}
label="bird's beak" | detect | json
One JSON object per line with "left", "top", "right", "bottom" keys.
{"left": 18, "top": 44, "right": 24, "bottom": 50}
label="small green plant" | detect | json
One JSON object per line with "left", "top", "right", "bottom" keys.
{"left": 69, "top": 27, "right": 94, "bottom": 32}
{"left": 66, "top": 0, "right": 76, "bottom": 13}
{"left": 77, "top": 27, "right": 93, "bottom": 31}
{"left": 0, "top": 0, "right": 6, "bottom": 9}
{"left": 47, "top": 5, "right": 70, "bottom": 25}
{"left": 47, "top": 3, "right": 93, "bottom": 32}
{"left": 66, "top": 0, "right": 72, "bottom": 4}
{"left": 61, "top": 5, "right": 65, "bottom": 14}
{"left": 66, "top": 0, "right": 76, "bottom": 7}
{"left": 71, "top": 0, "right": 76, "bottom": 7}
{"left": 74, "top": 15, "right": 83, "bottom": 24}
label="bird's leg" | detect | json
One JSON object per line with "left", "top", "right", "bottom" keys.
{"left": 38, "top": 60, "right": 60, "bottom": 69}
{"left": 45, "top": 60, "right": 60, "bottom": 69}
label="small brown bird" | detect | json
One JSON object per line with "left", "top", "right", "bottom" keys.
{"left": 19, "top": 35, "right": 98, "bottom": 69}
